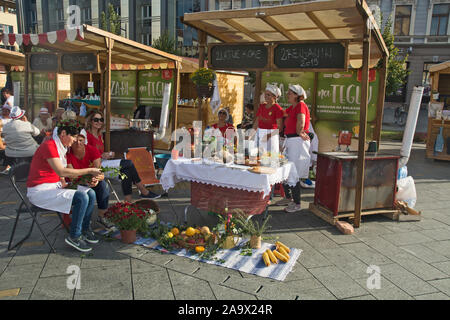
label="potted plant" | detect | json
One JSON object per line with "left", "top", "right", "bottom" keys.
{"left": 215, "top": 208, "right": 243, "bottom": 249}
{"left": 190, "top": 68, "right": 216, "bottom": 98}
{"left": 104, "top": 201, "right": 154, "bottom": 243}
{"left": 234, "top": 209, "right": 271, "bottom": 249}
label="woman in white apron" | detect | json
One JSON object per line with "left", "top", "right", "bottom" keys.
{"left": 26, "top": 118, "right": 102, "bottom": 252}
{"left": 252, "top": 84, "right": 284, "bottom": 157}
{"left": 280, "top": 85, "right": 311, "bottom": 213}
{"left": 84, "top": 111, "right": 161, "bottom": 203}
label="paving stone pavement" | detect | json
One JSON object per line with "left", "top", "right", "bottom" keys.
{"left": 0, "top": 141, "right": 449, "bottom": 300}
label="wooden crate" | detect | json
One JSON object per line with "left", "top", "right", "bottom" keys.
{"left": 426, "top": 118, "right": 450, "bottom": 161}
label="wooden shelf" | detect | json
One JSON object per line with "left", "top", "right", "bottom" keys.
{"left": 426, "top": 117, "right": 450, "bottom": 161}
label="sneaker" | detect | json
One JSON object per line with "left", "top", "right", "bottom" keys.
{"left": 300, "top": 179, "right": 316, "bottom": 189}
{"left": 140, "top": 191, "right": 161, "bottom": 199}
{"left": 0, "top": 166, "right": 11, "bottom": 175}
{"left": 275, "top": 198, "right": 293, "bottom": 206}
{"left": 65, "top": 236, "right": 92, "bottom": 252}
{"left": 82, "top": 230, "right": 99, "bottom": 244}
{"left": 97, "top": 216, "right": 115, "bottom": 229}
{"left": 284, "top": 203, "right": 302, "bottom": 213}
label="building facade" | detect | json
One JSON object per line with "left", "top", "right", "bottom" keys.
{"left": 0, "top": 0, "right": 18, "bottom": 51}
{"left": 367, "top": 0, "right": 450, "bottom": 104}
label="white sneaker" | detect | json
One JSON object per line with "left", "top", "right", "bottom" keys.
{"left": 300, "top": 179, "right": 316, "bottom": 189}
{"left": 284, "top": 203, "right": 302, "bottom": 213}
{"left": 275, "top": 198, "right": 292, "bottom": 206}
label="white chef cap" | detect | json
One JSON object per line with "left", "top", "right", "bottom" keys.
{"left": 265, "top": 83, "right": 282, "bottom": 98}
{"left": 288, "top": 84, "right": 307, "bottom": 100}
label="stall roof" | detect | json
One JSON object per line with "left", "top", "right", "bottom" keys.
{"left": 430, "top": 61, "right": 450, "bottom": 73}
{"left": 0, "top": 48, "right": 25, "bottom": 67}
{"left": 1, "top": 24, "right": 182, "bottom": 66}
{"left": 182, "top": 0, "right": 388, "bottom": 68}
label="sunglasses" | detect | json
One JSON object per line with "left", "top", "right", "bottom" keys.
{"left": 218, "top": 112, "right": 227, "bottom": 115}
{"left": 92, "top": 117, "right": 104, "bottom": 123}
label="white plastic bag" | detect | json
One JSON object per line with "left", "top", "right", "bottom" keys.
{"left": 396, "top": 176, "right": 417, "bottom": 208}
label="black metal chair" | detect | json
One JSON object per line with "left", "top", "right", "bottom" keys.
{"left": 8, "top": 162, "right": 69, "bottom": 253}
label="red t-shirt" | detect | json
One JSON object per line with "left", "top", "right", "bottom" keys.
{"left": 67, "top": 145, "right": 101, "bottom": 169}
{"left": 212, "top": 123, "right": 235, "bottom": 137}
{"left": 86, "top": 131, "right": 104, "bottom": 154}
{"left": 27, "top": 140, "right": 62, "bottom": 188}
{"left": 284, "top": 101, "right": 310, "bottom": 135}
{"left": 256, "top": 103, "right": 284, "bottom": 129}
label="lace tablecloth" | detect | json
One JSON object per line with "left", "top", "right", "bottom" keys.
{"left": 161, "top": 158, "right": 298, "bottom": 197}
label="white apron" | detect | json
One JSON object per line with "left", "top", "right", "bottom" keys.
{"left": 27, "top": 182, "right": 90, "bottom": 214}
{"left": 257, "top": 128, "right": 279, "bottom": 155}
{"left": 283, "top": 137, "right": 311, "bottom": 180}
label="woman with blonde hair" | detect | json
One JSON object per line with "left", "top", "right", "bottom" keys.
{"left": 85, "top": 111, "right": 160, "bottom": 225}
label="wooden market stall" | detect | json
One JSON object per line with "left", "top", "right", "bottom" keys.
{"left": 426, "top": 61, "right": 450, "bottom": 161}
{"left": 1, "top": 24, "right": 182, "bottom": 155}
{"left": 0, "top": 47, "right": 25, "bottom": 98}
{"left": 183, "top": 0, "right": 393, "bottom": 227}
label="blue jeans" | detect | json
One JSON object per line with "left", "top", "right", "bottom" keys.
{"left": 70, "top": 189, "right": 96, "bottom": 239}
{"left": 91, "top": 180, "right": 110, "bottom": 210}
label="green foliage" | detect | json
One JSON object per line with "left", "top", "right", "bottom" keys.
{"left": 100, "top": 4, "right": 122, "bottom": 36}
{"left": 378, "top": 14, "right": 410, "bottom": 96}
{"left": 233, "top": 209, "right": 271, "bottom": 236}
{"left": 152, "top": 31, "right": 181, "bottom": 55}
{"left": 190, "top": 68, "right": 216, "bottom": 86}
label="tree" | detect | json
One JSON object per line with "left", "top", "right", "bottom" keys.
{"left": 378, "top": 15, "right": 410, "bottom": 96}
{"left": 100, "top": 4, "right": 122, "bottom": 36}
{"left": 152, "top": 31, "right": 181, "bottom": 55}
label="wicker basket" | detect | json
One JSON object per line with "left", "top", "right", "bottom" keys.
{"left": 133, "top": 199, "right": 160, "bottom": 213}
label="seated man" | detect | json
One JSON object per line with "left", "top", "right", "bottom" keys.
{"left": 66, "top": 131, "right": 111, "bottom": 229}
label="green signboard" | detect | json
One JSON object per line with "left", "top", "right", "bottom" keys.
{"left": 315, "top": 69, "right": 379, "bottom": 122}
{"left": 261, "top": 71, "right": 315, "bottom": 108}
{"left": 138, "top": 69, "right": 175, "bottom": 110}
{"left": 111, "top": 71, "right": 137, "bottom": 116}
{"left": 31, "top": 72, "right": 56, "bottom": 116}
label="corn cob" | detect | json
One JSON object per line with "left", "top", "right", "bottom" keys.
{"left": 278, "top": 246, "right": 290, "bottom": 260}
{"left": 273, "top": 250, "right": 289, "bottom": 263}
{"left": 276, "top": 241, "right": 290, "bottom": 254}
{"left": 262, "top": 251, "right": 271, "bottom": 267}
{"left": 266, "top": 249, "right": 278, "bottom": 264}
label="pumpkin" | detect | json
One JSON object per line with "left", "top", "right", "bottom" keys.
{"left": 195, "top": 246, "right": 205, "bottom": 253}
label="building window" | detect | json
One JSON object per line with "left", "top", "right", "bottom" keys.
{"left": 141, "top": 33, "right": 151, "bottom": 46}
{"left": 219, "top": 0, "right": 243, "bottom": 10}
{"left": 430, "top": 4, "right": 450, "bottom": 36}
{"left": 394, "top": 5, "right": 412, "bottom": 36}
{"left": 142, "top": 5, "right": 151, "bottom": 19}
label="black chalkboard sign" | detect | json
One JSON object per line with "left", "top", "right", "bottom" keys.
{"left": 209, "top": 44, "right": 268, "bottom": 70}
{"left": 273, "top": 42, "right": 347, "bottom": 70}
{"left": 29, "top": 53, "right": 58, "bottom": 72}
{"left": 61, "top": 52, "right": 98, "bottom": 72}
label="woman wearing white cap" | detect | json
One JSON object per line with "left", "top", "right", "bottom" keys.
{"left": 33, "top": 107, "right": 53, "bottom": 133}
{"left": 2, "top": 106, "right": 40, "bottom": 167}
{"left": 252, "top": 84, "right": 284, "bottom": 155}
{"left": 280, "top": 84, "right": 311, "bottom": 213}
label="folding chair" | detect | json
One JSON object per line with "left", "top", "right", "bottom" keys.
{"left": 8, "top": 162, "right": 68, "bottom": 253}
{"left": 124, "top": 147, "right": 161, "bottom": 187}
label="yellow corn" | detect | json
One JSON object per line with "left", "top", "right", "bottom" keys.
{"left": 278, "top": 246, "right": 290, "bottom": 260}
{"left": 276, "top": 241, "right": 291, "bottom": 254}
{"left": 266, "top": 249, "right": 278, "bottom": 264}
{"left": 273, "top": 250, "right": 289, "bottom": 263}
{"left": 262, "top": 251, "right": 271, "bottom": 267}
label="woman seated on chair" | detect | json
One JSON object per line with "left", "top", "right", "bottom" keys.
{"left": 66, "top": 130, "right": 111, "bottom": 229}
{"left": 26, "top": 119, "right": 102, "bottom": 253}
{"left": 84, "top": 111, "right": 160, "bottom": 204}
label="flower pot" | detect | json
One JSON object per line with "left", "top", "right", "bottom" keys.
{"left": 222, "top": 235, "right": 237, "bottom": 249}
{"left": 249, "top": 235, "right": 262, "bottom": 249}
{"left": 196, "top": 85, "right": 214, "bottom": 98}
{"left": 120, "top": 229, "right": 137, "bottom": 244}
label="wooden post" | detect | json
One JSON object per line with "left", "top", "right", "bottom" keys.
{"left": 254, "top": 71, "right": 262, "bottom": 118}
{"left": 197, "top": 30, "right": 207, "bottom": 122}
{"left": 23, "top": 47, "right": 30, "bottom": 115}
{"left": 353, "top": 18, "right": 371, "bottom": 228}
{"left": 171, "top": 65, "right": 181, "bottom": 149}
{"left": 373, "top": 54, "right": 387, "bottom": 146}
{"left": 104, "top": 37, "right": 114, "bottom": 152}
